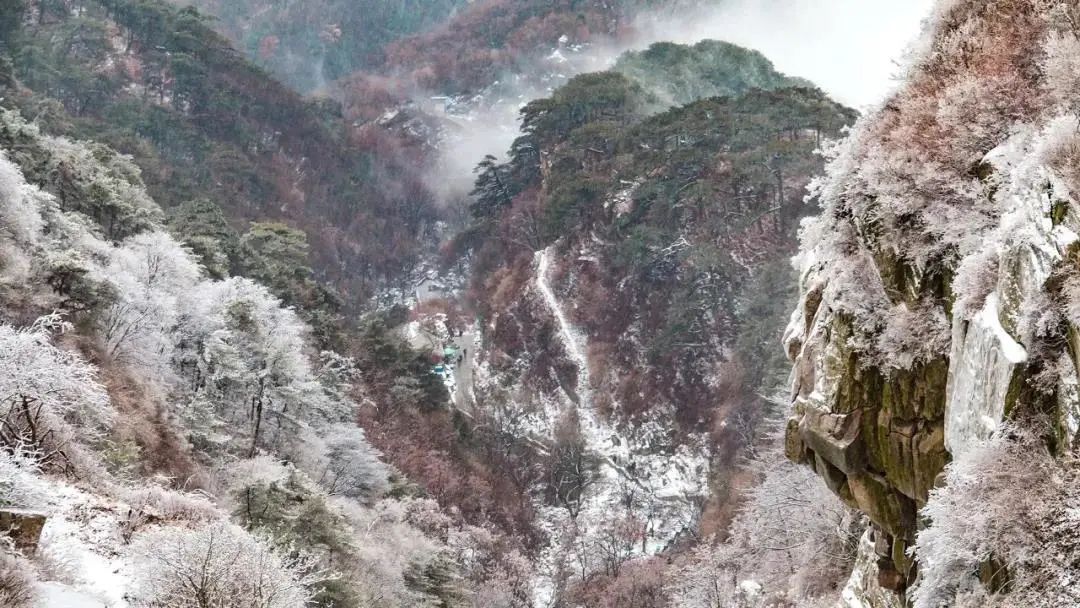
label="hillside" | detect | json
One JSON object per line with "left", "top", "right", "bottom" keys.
{"left": 445, "top": 51, "right": 855, "bottom": 602}
{"left": 1, "top": 0, "right": 439, "bottom": 323}
{"left": 0, "top": 3, "right": 872, "bottom": 598}
{"left": 167, "top": 0, "right": 470, "bottom": 92}
{"left": 0, "top": 104, "right": 533, "bottom": 606}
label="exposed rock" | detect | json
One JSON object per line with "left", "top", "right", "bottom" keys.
{"left": 785, "top": 298, "right": 949, "bottom": 588}
{"left": 0, "top": 509, "right": 47, "bottom": 554}
{"left": 840, "top": 530, "right": 906, "bottom": 608}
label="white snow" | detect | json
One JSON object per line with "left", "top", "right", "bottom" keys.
{"left": 979, "top": 293, "right": 1028, "bottom": 365}
{"left": 943, "top": 123, "right": 1080, "bottom": 458}
{"left": 529, "top": 247, "right": 709, "bottom": 605}
{"left": 944, "top": 294, "right": 1022, "bottom": 458}
{"left": 33, "top": 482, "right": 131, "bottom": 607}
{"left": 535, "top": 247, "right": 593, "bottom": 412}
{"left": 38, "top": 582, "right": 111, "bottom": 608}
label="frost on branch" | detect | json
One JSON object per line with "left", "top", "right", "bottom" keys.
{"left": 0, "top": 153, "right": 44, "bottom": 246}
{"left": 0, "top": 316, "right": 113, "bottom": 468}
{"left": 667, "top": 443, "right": 859, "bottom": 607}
{"left": 0, "top": 448, "right": 46, "bottom": 509}
{"left": 129, "top": 523, "right": 318, "bottom": 608}
{"left": 0, "top": 549, "right": 36, "bottom": 608}
{"left": 913, "top": 427, "right": 1080, "bottom": 608}
{"left": 315, "top": 424, "right": 390, "bottom": 502}
{"left": 176, "top": 277, "right": 340, "bottom": 457}
{"left": 99, "top": 232, "right": 202, "bottom": 373}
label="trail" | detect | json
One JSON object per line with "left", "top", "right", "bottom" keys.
{"left": 454, "top": 327, "right": 477, "bottom": 408}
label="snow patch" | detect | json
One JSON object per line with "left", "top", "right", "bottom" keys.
{"left": 34, "top": 482, "right": 131, "bottom": 607}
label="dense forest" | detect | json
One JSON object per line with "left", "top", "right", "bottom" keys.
{"left": 1, "top": 0, "right": 442, "bottom": 327}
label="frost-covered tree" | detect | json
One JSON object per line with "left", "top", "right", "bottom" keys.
{"left": 334, "top": 497, "right": 447, "bottom": 607}
{"left": 166, "top": 198, "right": 238, "bottom": 280}
{"left": 35, "top": 135, "right": 161, "bottom": 240}
{"left": 130, "top": 522, "right": 316, "bottom": 608}
{"left": 0, "top": 153, "right": 44, "bottom": 246}
{"left": 315, "top": 424, "right": 390, "bottom": 502}
{"left": 100, "top": 232, "right": 202, "bottom": 372}
{"left": 0, "top": 315, "right": 113, "bottom": 467}
{"left": 668, "top": 443, "right": 858, "bottom": 607}
{"left": 912, "top": 427, "right": 1080, "bottom": 608}
{"left": 177, "top": 277, "right": 340, "bottom": 456}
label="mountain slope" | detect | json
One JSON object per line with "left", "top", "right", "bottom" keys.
{"left": 2, "top": 0, "right": 438, "bottom": 316}
{"left": 0, "top": 104, "right": 536, "bottom": 607}
{"left": 445, "top": 46, "right": 855, "bottom": 604}
{"left": 167, "top": 0, "right": 470, "bottom": 92}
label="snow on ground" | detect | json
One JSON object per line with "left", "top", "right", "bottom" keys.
{"left": 38, "top": 583, "right": 110, "bottom": 608}
{"left": 401, "top": 248, "right": 709, "bottom": 606}
{"left": 33, "top": 480, "right": 131, "bottom": 607}
{"left": 529, "top": 246, "right": 709, "bottom": 606}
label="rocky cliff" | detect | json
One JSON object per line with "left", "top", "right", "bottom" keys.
{"left": 784, "top": 1, "right": 1080, "bottom": 605}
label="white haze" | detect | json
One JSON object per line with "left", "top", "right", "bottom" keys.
{"left": 640, "top": 0, "right": 937, "bottom": 109}
{"left": 427, "top": 0, "right": 935, "bottom": 204}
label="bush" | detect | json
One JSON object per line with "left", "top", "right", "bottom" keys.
{"left": 130, "top": 523, "right": 317, "bottom": 608}
{"left": 0, "top": 549, "right": 36, "bottom": 608}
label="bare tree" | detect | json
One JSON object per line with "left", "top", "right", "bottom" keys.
{"left": 544, "top": 409, "right": 599, "bottom": 517}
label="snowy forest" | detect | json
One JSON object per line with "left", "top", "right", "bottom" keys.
{"left": 1, "top": 0, "right": 1079, "bottom": 607}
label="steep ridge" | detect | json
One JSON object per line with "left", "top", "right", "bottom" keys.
{"left": 784, "top": 1, "right": 1080, "bottom": 606}
{"left": 452, "top": 43, "right": 855, "bottom": 603}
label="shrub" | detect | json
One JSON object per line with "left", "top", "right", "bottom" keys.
{"left": 129, "top": 523, "right": 317, "bottom": 608}
{"left": 0, "top": 549, "right": 36, "bottom": 608}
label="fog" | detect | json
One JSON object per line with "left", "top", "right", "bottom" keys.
{"left": 637, "top": 0, "right": 937, "bottom": 109}
{"left": 427, "top": 0, "right": 936, "bottom": 205}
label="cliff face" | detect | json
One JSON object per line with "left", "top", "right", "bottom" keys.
{"left": 784, "top": 1, "right": 1080, "bottom": 605}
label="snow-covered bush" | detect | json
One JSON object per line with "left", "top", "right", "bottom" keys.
{"left": 668, "top": 444, "right": 859, "bottom": 607}
{"left": 129, "top": 523, "right": 316, "bottom": 608}
{"left": 121, "top": 485, "right": 220, "bottom": 526}
{"left": 0, "top": 549, "right": 37, "bottom": 608}
{"left": 0, "top": 448, "right": 47, "bottom": 509}
{"left": 913, "top": 426, "right": 1080, "bottom": 608}
{"left": 0, "top": 315, "right": 113, "bottom": 468}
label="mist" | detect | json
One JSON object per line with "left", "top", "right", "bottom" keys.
{"left": 426, "top": 0, "right": 935, "bottom": 205}
{"left": 636, "top": 0, "right": 937, "bottom": 109}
